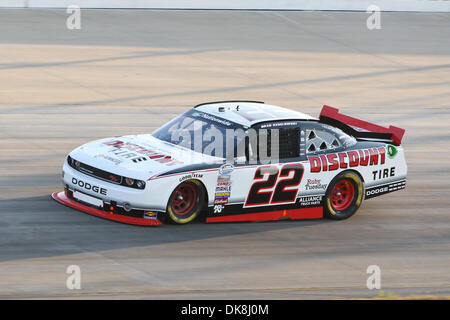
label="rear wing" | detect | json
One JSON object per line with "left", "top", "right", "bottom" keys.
{"left": 319, "top": 105, "right": 405, "bottom": 146}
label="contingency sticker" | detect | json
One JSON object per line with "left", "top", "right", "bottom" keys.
{"left": 213, "top": 164, "right": 234, "bottom": 213}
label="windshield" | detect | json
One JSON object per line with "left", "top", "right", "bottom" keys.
{"left": 152, "top": 109, "right": 245, "bottom": 159}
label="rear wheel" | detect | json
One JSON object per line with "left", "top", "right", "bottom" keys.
{"left": 324, "top": 171, "right": 363, "bottom": 220}
{"left": 166, "top": 180, "right": 204, "bottom": 224}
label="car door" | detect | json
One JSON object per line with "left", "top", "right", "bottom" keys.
{"left": 239, "top": 121, "right": 306, "bottom": 209}
{"left": 209, "top": 121, "right": 329, "bottom": 220}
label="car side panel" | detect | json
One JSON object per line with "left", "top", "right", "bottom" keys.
{"left": 101, "top": 143, "right": 406, "bottom": 222}
{"left": 203, "top": 144, "right": 407, "bottom": 222}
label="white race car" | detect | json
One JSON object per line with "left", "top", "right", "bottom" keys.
{"left": 52, "top": 101, "right": 407, "bottom": 226}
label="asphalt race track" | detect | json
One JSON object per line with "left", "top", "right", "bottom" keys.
{"left": 0, "top": 9, "right": 449, "bottom": 299}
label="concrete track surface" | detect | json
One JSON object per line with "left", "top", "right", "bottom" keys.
{"left": 0, "top": 9, "right": 449, "bottom": 299}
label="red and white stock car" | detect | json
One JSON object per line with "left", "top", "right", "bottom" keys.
{"left": 53, "top": 101, "right": 407, "bottom": 226}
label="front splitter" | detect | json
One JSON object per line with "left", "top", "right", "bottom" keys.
{"left": 51, "top": 191, "right": 163, "bottom": 226}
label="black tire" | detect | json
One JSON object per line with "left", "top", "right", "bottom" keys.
{"left": 324, "top": 171, "right": 364, "bottom": 220}
{"left": 166, "top": 180, "right": 205, "bottom": 224}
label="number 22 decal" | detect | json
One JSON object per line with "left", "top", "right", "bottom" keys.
{"left": 244, "top": 163, "right": 304, "bottom": 207}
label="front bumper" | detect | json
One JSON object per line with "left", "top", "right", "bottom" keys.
{"left": 52, "top": 190, "right": 163, "bottom": 226}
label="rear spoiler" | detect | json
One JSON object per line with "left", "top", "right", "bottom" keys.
{"left": 319, "top": 105, "right": 405, "bottom": 146}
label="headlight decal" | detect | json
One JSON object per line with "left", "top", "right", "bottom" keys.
{"left": 68, "top": 156, "right": 145, "bottom": 190}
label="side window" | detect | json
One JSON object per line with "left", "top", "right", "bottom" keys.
{"left": 245, "top": 125, "right": 301, "bottom": 162}
{"left": 277, "top": 127, "right": 300, "bottom": 159}
{"left": 300, "top": 124, "right": 341, "bottom": 156}
{"left": 254, "top": 127, "right": 300, "bottom": 160}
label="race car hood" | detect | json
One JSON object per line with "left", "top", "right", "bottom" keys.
{"left": 68, "top": 134, "right": 221, "bottom": 180}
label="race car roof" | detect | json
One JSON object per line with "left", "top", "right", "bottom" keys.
{"left": 194, "top": 101, "right": 316, "bottom": 127}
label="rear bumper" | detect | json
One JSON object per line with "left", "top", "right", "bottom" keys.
{"left": 52, "top": 191, "right": 163, "bottom": 226}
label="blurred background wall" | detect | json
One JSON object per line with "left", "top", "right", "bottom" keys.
{"left": 2, "top": 0, "right": 449, "bottom": 12}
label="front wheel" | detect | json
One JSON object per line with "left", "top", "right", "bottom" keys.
{"left": 324, "top": 171, "right": 363, "bottom": 220}
{"left": 166, "top": 180, "right": 205, "bottom": 224}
